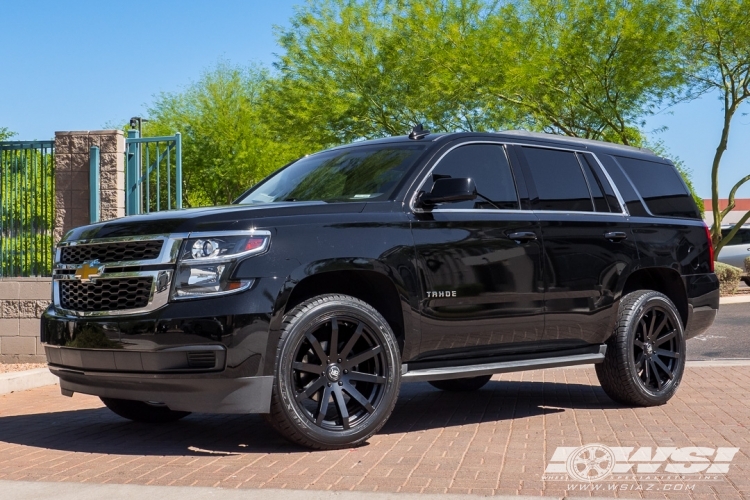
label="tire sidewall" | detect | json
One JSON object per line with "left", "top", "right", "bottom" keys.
{"left": 625, "top": 292, "right": 686, "bottom": 404}
{"left": 275, "top": 297, "right": 401, "bottom": 447}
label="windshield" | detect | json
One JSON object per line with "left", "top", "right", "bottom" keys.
{"left": 237, "top": 143, "right": 426, "bottom": 204}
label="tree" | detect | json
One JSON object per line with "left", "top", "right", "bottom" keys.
{"left": 681, "top": 0, "right": 750, "bottom": 255}
{"left": 481, "top": 0, "right": 685, "bottom": 146}
{"left": 0, "top": 127, "right": 15, "bottom": 141}
{"left": 145, "top": 62, "right": 309, "bottom": 206}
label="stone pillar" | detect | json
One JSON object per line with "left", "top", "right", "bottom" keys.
{"left": 54, "top": 130, "right": 125, "bottom": 243}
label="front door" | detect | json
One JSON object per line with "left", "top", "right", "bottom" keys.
{"left": 410, "top": 142, "right": 546, "bottom": 361}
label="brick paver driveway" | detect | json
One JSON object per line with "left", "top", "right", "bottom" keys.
{"left": 0, "top": 364, "right": 748, "bottom": 499}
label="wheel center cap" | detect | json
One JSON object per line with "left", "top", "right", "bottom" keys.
{"left": 327, "top": 364, "right": 341, "bottom": 382}
{"left": 645, "top": 343, "right": 654, "bottom": 355}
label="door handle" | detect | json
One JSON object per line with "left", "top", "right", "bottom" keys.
{"left": 507, "top": 231, "right": 538, "bottom": 243}
{"left": 604, "top": 231, "right": 628, "bottom": 241}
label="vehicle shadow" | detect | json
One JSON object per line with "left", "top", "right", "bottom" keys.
{"left": 0, "top": 380, "right": 622, "bottom": 456}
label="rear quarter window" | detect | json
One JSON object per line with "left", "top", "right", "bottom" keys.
{"left": 613, "top": 156, "right": 701, "bottom": 219}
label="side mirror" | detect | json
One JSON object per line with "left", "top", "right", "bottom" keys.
{"left": 417, "top": 177, "right": 477, "bottom": 208}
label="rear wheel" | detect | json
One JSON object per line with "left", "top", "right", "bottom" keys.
{"left": 266, "top": 294, "right": 401, "bottom": 450}
{"left": 429, "top": 375, "right": 492, "bottom": 392}
{"left": 100, "top": 398, "right": 190, "bottom": 423}
{"left": 742, "top": 277, "right": 750, "bottom": 287}
{"left": 596, "top": 290, "right": 685, "bottom": 406}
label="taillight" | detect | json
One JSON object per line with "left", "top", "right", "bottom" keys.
{"left": 703, "top": 223, "right": 715, "bottom": 272}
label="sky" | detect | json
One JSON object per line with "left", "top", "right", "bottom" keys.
{"left": 0, "top": 0, "right": 748, "bottom": 199}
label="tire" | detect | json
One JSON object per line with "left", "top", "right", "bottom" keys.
{"left": 742, "top": 277, "right": 750, "bottom": 287}
{"left": 100, "top": 397, "right": 191, "bottom": 423}
{"left": 595, "top": 290, "right": 686, "bottom": 406}
{"left": 265, "top": 294, "right": 401, "bottom": 450}
{"left": 429, "top": 375, "right": 492, "bottom": 392}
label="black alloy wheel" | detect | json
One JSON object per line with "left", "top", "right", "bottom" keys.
{"left": 266, "top": 294, "right": 401, "bottom": 449}
{"left": 631, "top": 305, "right": 681, "bottom": 392}
{"left": 291, "top": 316, "right": 387, "bottom": 431}
{"left": 596, "top": 290, "right": 686, "bottom": 406}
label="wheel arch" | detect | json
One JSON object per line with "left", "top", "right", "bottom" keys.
{"left": 621, "top": 267, "right": 689, "bottom": 328}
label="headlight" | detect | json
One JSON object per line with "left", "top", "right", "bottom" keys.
{"left": 171, "top": 231, "right": 270, "bottom": 299}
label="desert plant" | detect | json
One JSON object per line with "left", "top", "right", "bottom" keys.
{"left": 745, "top": 256, "right": 750, "bottom": 275}
{"left": 715, "top": 261, "right": 743, "bottom": 295}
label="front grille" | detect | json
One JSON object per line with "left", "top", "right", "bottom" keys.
{"left": 60, "top": 240, "right": 163, "bottom": 264}
{"left": 187, "top": 351, "right": 217, "bottom": 369}
{"left": 60, "top": 278, "right": 153, "bottom": 312}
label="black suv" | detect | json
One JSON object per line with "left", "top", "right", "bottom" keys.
{"left": 42, "top": 130, "right": 719, "bottom": 449}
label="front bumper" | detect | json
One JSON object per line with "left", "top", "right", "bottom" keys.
{"left": 51, "top": 364, "right": 273, "bottom": 414}
{"left": 41, "top": 282, "right": 279, "bottom": 414}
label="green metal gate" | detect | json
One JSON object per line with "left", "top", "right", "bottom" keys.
{"left": 125, "top": 130, "right": 182, "bottom": 215}
{"left": 0, "top": 140, "right": 55, "bottom": 277}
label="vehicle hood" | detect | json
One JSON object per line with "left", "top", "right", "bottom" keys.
{"left": 62, "top": 201, "right": 368, "bottom": 241}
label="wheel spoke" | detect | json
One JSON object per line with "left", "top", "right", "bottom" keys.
{"left": 655, "top": 348, "right": 679, "bottom": 359}
{"left": 347, "top": 371, "right": 386, "bottom": 384}
{"left": 635, "top": 353, "right": 645, "bottom": 371}
{"left": 343, "top": 381, "right": 375, "bottom": 413}
{"left": 654, "top": 330, "right": 676, "bottom": 346}
{"left": 332, "top": 385, "right": 350, "bottom": 429}
{"left": 330, "top": 318, "right": 339, "bottom": 359}
{"left": 634, "top": 338, "right": 645, "bottom": 349}
{"left": 653, "top": 314, "right": 669, "bottom": 338}
{"left": 643, "top": 357, "right": 651, "bottom": 384}
{"left": 305, "top": 332, "right": 328, "bottom": 364}
{"left": 639, "top": 319, "right": 649, "bottom": 340}
{"left": 649, "top": 359, "right": 663, "bottom": 389}
{"left": 343, "top": 345, "right": 383, "bottom": 369}
{"left": 653, "top": 356, "right": 674, "bottom": 380}
{"left": 300, "top": 376, "right": 325, "bottom": 400}
{"left": 293, "top": 361, "right": 324, "bottom": 374}
{"left": 339, "top": 322, "right": 363, "bottom": 360}
{"left": 315, "top": 385, "right": 332, "bottom": 425}
{"left": 648, "top": 312, "right": 657, "bottom": 341}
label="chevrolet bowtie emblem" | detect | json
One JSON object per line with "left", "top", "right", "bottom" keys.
{"left": 74, "top": 261, "right": 104, "bottom": 283}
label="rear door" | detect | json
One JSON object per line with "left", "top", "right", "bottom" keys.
{"left": 411, "top": 141, "right": 546, "bottom": 361}
{"left": 513, "top": 145, "right": 640, "bottom": 346}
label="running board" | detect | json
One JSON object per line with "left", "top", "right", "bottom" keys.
{"left": 401, "top": 345, "right": 607, "bottom": 383}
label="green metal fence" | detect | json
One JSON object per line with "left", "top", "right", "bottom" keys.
{"left": 0, "top": 141, "right": 55, "bottom": 277}
{"left": 125, "top": 130, "right": 182, "bottom": 215}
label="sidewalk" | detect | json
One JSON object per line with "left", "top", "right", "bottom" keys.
{"left": 0, "top": 364, "right": 748, "bottom": 498}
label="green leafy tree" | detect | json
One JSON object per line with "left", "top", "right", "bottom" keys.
{"left": 145, "top": 62, "right": 309, "bottom": 206}
{"left": 681, "top": 0, "right": 750, "bottom": 255}
{"left": 0, "top": 127, "right": 16, "bottom": 141}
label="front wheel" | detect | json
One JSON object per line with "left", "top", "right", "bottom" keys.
{"left": 596, "top": 290, "right": 686, "bottom": 406}
{"left": 266, "top": 294, "right": 401, "bottom": 450}
{"left": 100, "top": 398, "right": 190, "bottom": 423}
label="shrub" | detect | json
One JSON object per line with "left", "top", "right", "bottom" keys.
{"left": 745, "top": 256, "right": 750, "bottom": 275}
{"left": 715, "top": 261, "right": 743, "bottom": 295}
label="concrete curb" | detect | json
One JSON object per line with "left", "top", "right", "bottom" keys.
{"left": 0, "top": 480, "right": 554, "bottom": 500}
{"left": 0, "top": 368, "right": 57, "bottom": 395}
{"left": 719, "top": 295, "right": 750, "bottom": 304}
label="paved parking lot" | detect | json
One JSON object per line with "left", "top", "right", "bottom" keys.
{"left": 0, "top": 363, "right": 749, "bottom": 499}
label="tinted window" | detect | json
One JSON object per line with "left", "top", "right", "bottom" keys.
{"left": 578, "top": 154, "right": 609, "bottom": 212}
{"left": 421, "top": 144, "right": 518, "bottom": 209}
{"left": 614, "top": 156, "right": 701, "bottom": 219}
{"left": 521, "top": 147, "right": 593, "bottom": 212}
{"left": 721, "top": 228, "right": 750, "bottom": 246}
{"left": 238, "top": 144, "right": 426, "bottom": 204}
{"left": 581, "top": 154, "right": 622, "bottom": 213}
{"left": 599, "top": 155, "right": 649, "bottom": 216}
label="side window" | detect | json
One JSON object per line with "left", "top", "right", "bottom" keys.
{"left": 578, "top": 154, "right": 609, "bottom": 212}
{"left": 721, "top": 228, "right": 750, "bottom": 246}
{"left": 421, "top": 144, "right": 519, "bottom": 209}
{"left": 521, "top": 147, "right": 593, "bottom": 212}
{"left": 580, "top": 153, "right": 623, "bottom": 213}
{"left": 614, "top": 156, "right": 701, "bottom": 219}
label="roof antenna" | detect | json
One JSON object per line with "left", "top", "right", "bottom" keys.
{"left": 408, "top": 123, "right": 430, "bottom": 140}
